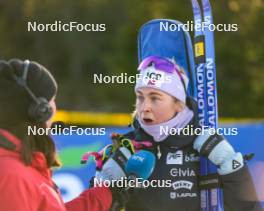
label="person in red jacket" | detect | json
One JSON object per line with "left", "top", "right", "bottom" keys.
{"left": 0, "top": 59, "right": 113, "bottom": 211}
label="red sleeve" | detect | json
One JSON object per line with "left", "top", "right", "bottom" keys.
{"left": 0, "top": 174, "right": 39, "bottom": 211}
{"left": 65, "top": 187, "right": 112, "bottom": 211}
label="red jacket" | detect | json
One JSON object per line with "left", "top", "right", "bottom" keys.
{"left": 0, "top": 129, "right": 112, "bottom": 211}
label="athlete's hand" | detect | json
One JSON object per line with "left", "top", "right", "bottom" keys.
{"left": 193, "top": 131, "right": 244, "bottom": 175}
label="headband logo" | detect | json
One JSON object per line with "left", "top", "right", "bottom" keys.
{"left": 142, "top": 69, "right": 166, "bottom": 88}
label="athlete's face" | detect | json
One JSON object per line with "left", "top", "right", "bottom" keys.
{"left": 46, "top": 96, "right": 57, "bottom": 128}
{"left": 136, "top": 87, "right": 184, "bottom": 125}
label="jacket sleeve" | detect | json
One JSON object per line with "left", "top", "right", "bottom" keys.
{"left": 221, "top": 165, "right": 263, "bottom": 211}
{"left": 65, "top": 187, "right": 112, "bottom": 211}
{"left": 0, "top": 174, "right": 39, "bottom": 211}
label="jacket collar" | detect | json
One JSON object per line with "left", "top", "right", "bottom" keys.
{"left": 0, "top": 128, "right": 51, "bottom": 179}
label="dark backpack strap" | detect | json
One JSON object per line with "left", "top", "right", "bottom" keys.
{"left": 198, "top": 173, "right": 222, "bottom": 190}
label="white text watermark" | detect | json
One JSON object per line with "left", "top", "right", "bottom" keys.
{"left": 27, "top": 21, "right": 106, "bottom": 32}
{"left": 27, "top": 125, "right": 106, "bottom": 136}
{"left": 160, "top": 125, "right": 238, "bottom": 136}
{"left": 94, "top": 177, "right": 173, "bottom": 189}
{"left": 93, "top": 73, "right": 172, "bottom": 84}
{"left": 160, "top": 21, "right": 238, "bottom": 32}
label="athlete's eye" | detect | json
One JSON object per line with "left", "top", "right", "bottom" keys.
{"left": 151, "top": 96, "right": 161, "bottom": 102}
{"left": 136, "top": 95, "right": 144, "bottom": 102}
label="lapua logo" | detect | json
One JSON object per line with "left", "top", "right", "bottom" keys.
{"left": 170, "top": 192, "right": 197, "bottom": 199}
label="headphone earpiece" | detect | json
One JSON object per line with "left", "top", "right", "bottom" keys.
{"left": 28, "top": 97, "right": 53, "bottom": 123}
{"left": 12, "top": 60, "right": 53, "bottom": 123}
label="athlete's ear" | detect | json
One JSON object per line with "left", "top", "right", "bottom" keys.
{"left": 174, "top": 99, "right": 185, "bottom": 113}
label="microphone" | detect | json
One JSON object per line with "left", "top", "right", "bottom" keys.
{"left": 110, "top": 150, "right": 156, "bottom": 211}
{"left": 125, "top": 149, "right": 156, "bottom": 182}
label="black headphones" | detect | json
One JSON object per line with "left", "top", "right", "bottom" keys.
{"left": 11, "top": 60, "right": 53, "bottom": 123}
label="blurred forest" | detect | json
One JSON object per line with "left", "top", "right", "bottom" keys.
{"left": 0, "top": 0, "right": 263, "bottom": 118}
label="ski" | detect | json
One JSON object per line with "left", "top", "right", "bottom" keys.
{"left": 191, "top": 0, "right": 224, "bottom": 210}
{"left": 191, "top": 0, "right": 209, "bottom": 211}
{"left": 201, "top": 0, "right": 223, "bottom": 210}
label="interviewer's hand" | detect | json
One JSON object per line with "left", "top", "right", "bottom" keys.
{"left": 95, "top": 147, "right": 132, "bottom": 181}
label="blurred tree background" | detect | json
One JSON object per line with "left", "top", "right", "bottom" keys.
{"left": 0, "top": 0, "right": 263, "bottom": 118}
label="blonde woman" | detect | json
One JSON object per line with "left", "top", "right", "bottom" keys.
{"left": 121, "top": 56, "right": 262, "bottom": 211}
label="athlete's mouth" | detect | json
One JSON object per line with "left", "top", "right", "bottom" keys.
{"left": 142, "top": 118, "right": 154, "bottom": 124}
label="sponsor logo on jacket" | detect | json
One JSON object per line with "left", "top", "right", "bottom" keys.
{"left": 185, "top": 153, "right": 199, "bottom": 162}
{"left": 166, "top": 151, "right": 199, "bottom": 165}
{"left": 172, "top": 180, "right": 194, "bottom": 190}
{"left": 170, "top": 168, "right": 196, "bottom": 177}
{"left": 166, "top": 150, "right": 183, "bottom": 165}
{"left": 170, "top": 180, "right": 198, "bottom": 199}
{"left": 170, "top": 192, "right": 197, "bottom": 199}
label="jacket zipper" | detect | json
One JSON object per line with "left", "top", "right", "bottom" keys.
{"left": 157, "top": 145, "right": 161, "bottom": 159}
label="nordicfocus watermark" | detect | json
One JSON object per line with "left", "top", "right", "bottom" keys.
{"left": 27, "top": 125, "right": 106, "bottom": 136}
{"left": 160, "top": 21, "right": 238, "bottom": 32}
{"left": 93, "top": 73, "right": 172, "bottom": 84}
{"left": 160, "top": 125, "right": 238, "bottom": 136}
{"left": 93, "top": 178, "right": 173, "bottom": 189}
{"left": 27, "top": 21, "right": 106, "bottom": 32}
